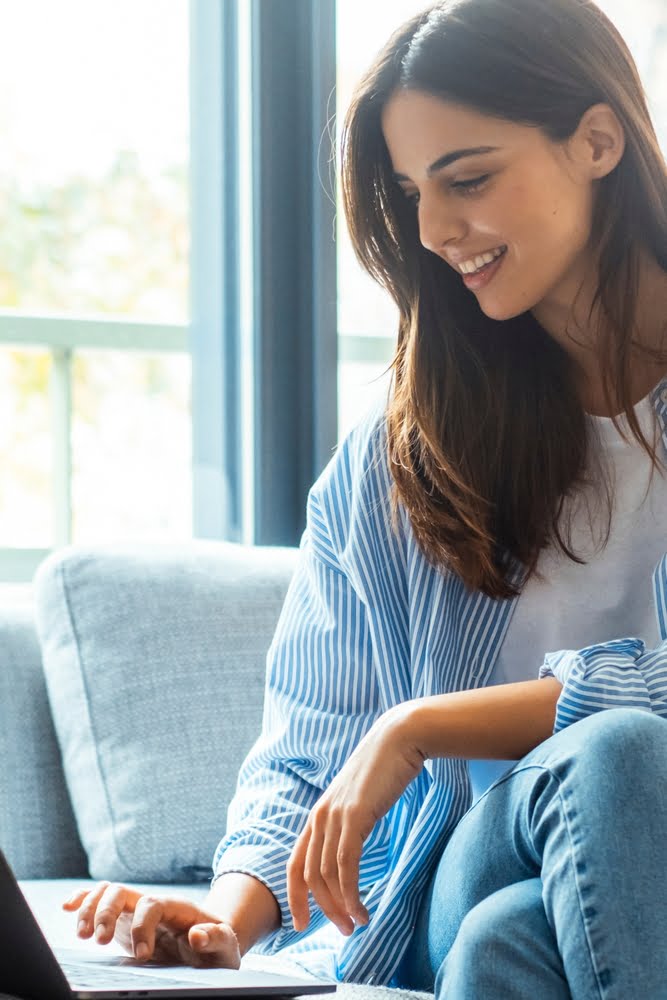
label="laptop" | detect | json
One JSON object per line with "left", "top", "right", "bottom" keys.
{"left": 0, "top": 851, "right": 337, "bottom": 999}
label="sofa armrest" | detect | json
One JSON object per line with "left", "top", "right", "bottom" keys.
{"left": 0, "top": 603, "right": 87, "bottom": 878}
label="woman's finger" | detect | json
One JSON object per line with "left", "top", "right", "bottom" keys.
{"left": 337, "top": 824, "right": 368, "bottom": 926}
{"left": 62, "top": 888, "right": 90, "bottom": 912}
{"left": 73, "top": 882, "right": 112, "bottom": 938}
{"left": 304, "top": 823, "right": 354, "bottom": 936}
{"left": 287, "top": 827, "right": 312, "bottom": 931}
{"left": 93, "top": 884, "right": 141, "bottom": 944}
{"left": 319, "top": 813, "right": 348, "bottom": 914}
{"left": 130, "top": 896, "right": 166, "bottom": 960}
{"left": 185, "top": 922, "right": 241, "bottom": 968}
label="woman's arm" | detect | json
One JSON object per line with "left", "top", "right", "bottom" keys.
{"left": 286, "top": 675, "right": 562, "bottom": 936}
{"left": 204, "top": 873, "right": 280, "bottom": 957}
{"left": 402, "top": 676, "right": 563, "bottom": 761}
{"left": 212, "top": 412, "right": 406, "bottom": 953}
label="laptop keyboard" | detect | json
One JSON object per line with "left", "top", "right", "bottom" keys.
{"left": 60, "top": 960, "right": 206, "bottom": 989}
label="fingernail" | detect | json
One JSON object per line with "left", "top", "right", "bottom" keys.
{"left": 77, "top": 920, "right": 87, "bottom": 935}
{"left": 95, "top": 923, "right": 107, "bottom": 942}
{"left": 195, "top": 931, "right": 209, "bottom": 947}
{"left": 136, "top": 943, "right": 149, "bottom": 960}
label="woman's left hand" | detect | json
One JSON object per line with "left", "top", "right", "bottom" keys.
{"left": 286, "top": 704, "right": 425, "bottom": 937}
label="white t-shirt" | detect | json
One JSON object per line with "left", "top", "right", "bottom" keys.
{"left": 469, "top": 387, "right": 667, "bottom": 803}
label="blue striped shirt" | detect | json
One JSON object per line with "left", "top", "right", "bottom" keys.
{"left": 213, "top": 377, "right": 667, "bottom": 986}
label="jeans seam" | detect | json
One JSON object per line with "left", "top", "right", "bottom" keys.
{"left": 544, "top": 771, "right": 609, "bottom": 999}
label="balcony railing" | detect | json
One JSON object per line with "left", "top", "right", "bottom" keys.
{"left": 0, "top": 309, "right": 394, "bottom": 582}
{"left": 0, "top": 310, "right": 189, "bottom": 581}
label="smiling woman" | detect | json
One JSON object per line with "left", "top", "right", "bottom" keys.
{"left": 66, "top": 1, "right": 667, "bottom": 995}
{"left": 335, "top": 0, "right": 666, "bottom": 438}
{"left": 341, "top": 0, "right": 667, "bottom": 600}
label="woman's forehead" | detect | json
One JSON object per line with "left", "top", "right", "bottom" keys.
{"left": 381, "top": 91, "right": 537, "bottom": 173}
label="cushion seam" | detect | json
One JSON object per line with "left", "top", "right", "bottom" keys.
{"left": 58, "top": 558, "right": 133, "bottom": 877}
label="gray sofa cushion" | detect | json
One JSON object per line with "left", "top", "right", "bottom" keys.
{"left": 0, "top": 601, "right": 87, "bottom": 878}
{"left": 33, "top": 542, "right": 298, "bottom": 883}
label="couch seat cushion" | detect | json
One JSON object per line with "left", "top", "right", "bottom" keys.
{"left": 18, "top": 881, "right": 432, "bottom": 999}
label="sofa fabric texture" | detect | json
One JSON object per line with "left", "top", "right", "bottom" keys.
{"left": 33, "top": 541, "right": 299, "bottom": 883}
{"left": 0, "top": 602, "right": 88, "bottom": 879}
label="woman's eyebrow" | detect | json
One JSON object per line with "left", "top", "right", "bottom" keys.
{"left": 393, "top": 145, "right": 500, "bottom": 182}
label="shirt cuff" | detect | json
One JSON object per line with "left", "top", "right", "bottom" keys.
{"left": 538, "top": 636, "right": 650, "bottom": 732}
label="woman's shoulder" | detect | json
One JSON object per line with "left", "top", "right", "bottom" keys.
{"left": 305, "top": 394, "right": 411, "bottom": 571}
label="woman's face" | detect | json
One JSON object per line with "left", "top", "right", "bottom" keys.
{"left": 381, "top": 89, "right": 605, "bottom": 325}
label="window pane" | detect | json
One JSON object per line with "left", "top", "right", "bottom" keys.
{"left": 599, "top": 0, "right": 666, "bottom": 148}
{"left": 0, "top": 347, "right": 53, "bottom": 546}
{"left": 339, "top": 360, "right": 394, "bottom": 436}
{"left": 336, "top": 2, "right": 420, "bottom": 438}
{"left": 335, "top": 0, "right": 666, "bottom": 439}
{"left": 0, "top": 0, "right": 189, "bottom": 322}
{"left": 0, "top": 1, "right": 192, "bottom": 574}
{"left": 72, "top": 352, "right": 191, "bottom": 543}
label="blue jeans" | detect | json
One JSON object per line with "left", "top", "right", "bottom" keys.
{"left": 396, "top": 708, "right": 667, "bottom": 998}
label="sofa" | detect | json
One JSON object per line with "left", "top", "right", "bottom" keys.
{"left": 0, "top": 541, "right": 431, "bottom": 1000}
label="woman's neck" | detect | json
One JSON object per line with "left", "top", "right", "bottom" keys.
{"left": 533, "top": 248, "right": 667, "bottom": 418}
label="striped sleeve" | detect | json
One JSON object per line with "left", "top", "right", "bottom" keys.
{"left": 537, "top": 553, "right": 667, "bottom": 732}
{"left": 212, "top": 424, "right": 393, "bottom": 955}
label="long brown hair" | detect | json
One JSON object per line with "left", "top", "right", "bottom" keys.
{"left": 341, "top": 0, "right": 667, "bottom": 599}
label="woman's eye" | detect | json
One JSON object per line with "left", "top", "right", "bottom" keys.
{"left": 451, "top": 174, "right": 490, "bottom": 194}
{"left": 401, "top": 174, "right": 490, "bottom": 206}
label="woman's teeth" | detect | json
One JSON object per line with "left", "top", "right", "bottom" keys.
{"left": 459, "top": 246, "right": 506, "bottom": 274}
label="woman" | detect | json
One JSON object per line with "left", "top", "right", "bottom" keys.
{"left": 66, "top": 0, "right": 667, "bottom": 994}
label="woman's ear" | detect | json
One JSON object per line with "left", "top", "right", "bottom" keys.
{"left": 574, "top": 102, "right": 626, "bottom": 180}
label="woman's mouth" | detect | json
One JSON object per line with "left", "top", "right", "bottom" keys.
{"left": 461, "top": 246, "right": 507, "bottom": 291}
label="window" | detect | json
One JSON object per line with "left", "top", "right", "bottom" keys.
{"left": 335, "top": 0, "right": 667, "bottom": 438}
{"left": 0, "top": 0, "right": 191, "bottom": 580}
{"left": 2, "top": 1, "right": 662, "bottom": 579}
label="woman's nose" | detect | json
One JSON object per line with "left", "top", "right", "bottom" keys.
{"left": 418, "top": 195, "right": 465, "bottom": 255}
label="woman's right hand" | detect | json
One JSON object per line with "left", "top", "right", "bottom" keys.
{"left": 63, "top": 882, "right": 241, "bottom": 968}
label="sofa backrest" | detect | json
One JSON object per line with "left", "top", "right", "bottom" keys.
{"left": 32, "top": 541, "right": 299, "bottom": 883}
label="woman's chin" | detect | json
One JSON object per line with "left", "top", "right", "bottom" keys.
{"left": 476, "top": 297, "right": 529, "bottom": 322}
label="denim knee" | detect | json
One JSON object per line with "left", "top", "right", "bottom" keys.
{"left": 440, "top": 878, "right": 544, "bottom": 957}
{"left": 563, "top": 708, "right": 667, "bottom": 778}
{"left": 433, "top": 879, "right": 566, "bottom": 1000}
